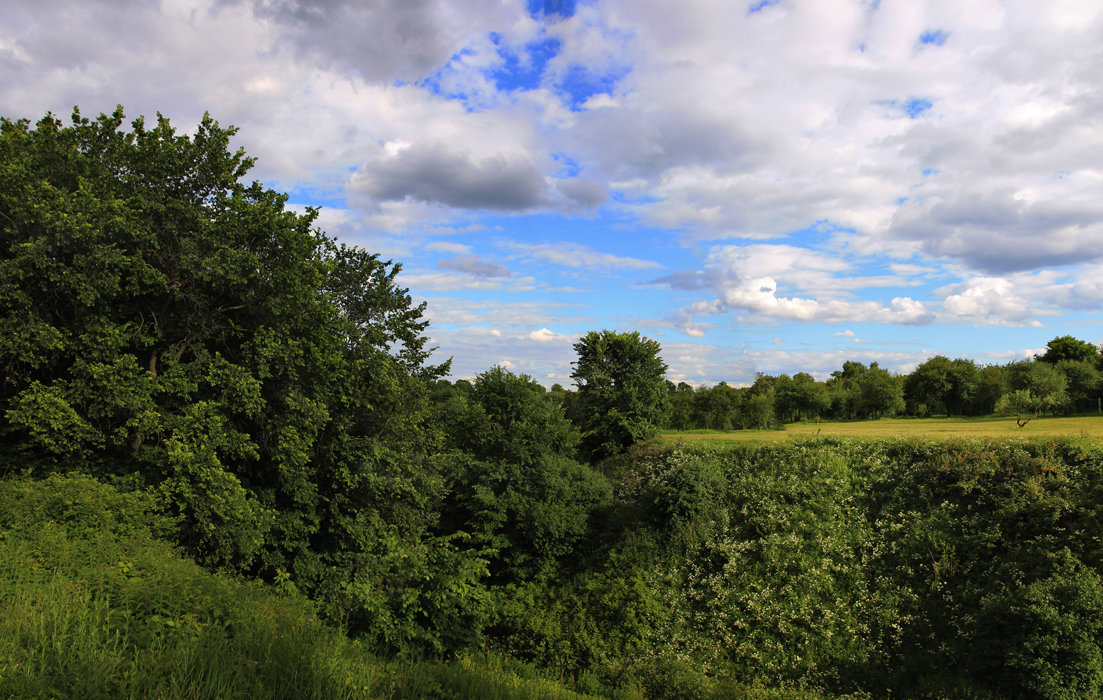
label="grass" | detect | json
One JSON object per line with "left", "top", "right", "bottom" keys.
{"left": 662, "top": 414, "right": 1103, "bottom": 445}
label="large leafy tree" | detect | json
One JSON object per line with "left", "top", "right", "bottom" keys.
{"left": 571, "top": 330, "right": 668, "bottom": 461}
{"left": 0, "top": 108, "right": 469, "bottom": 644}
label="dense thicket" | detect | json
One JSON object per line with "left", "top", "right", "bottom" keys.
{"left": 485, "top": 437, "right": 1103, "bottom": 698}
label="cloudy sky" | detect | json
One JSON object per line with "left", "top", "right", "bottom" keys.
{"left": 4, "top": 0, "right": 1103, "bottom": 385}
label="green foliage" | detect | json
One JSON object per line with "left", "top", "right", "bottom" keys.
{"left": 773, "top": 372, "right": 830, "bottom": 423}
{"left": 861, "top": 439, "right": 1103, "bottom": 696}
{"left": 999, "top": 361, "right": 1069, "bottom": 426}
{"left": 636, "top": 448, "right": 726, "bottom": 527}
{"left": 828, "top": 361, "right": 904, "bottom": 420}
{"left": 443, "top": 365, "right": 579, "bottom": 467}
{"left": 572, "top": 330, "right": 669, "bottom": 462}
{"left": 0, "top": 107, "right": 467, "bottom": 650}
{"left": 1038, "top": 335, "right": 1100, "bottom": 365}
{"left": 985, "top": 553, "right": 1103, "bottom": 698}
{"left": 0, "top": 473, "right": 596, "bottom": 699}
{"left": 437, "top": 367, "right": 610, "bottom": 581}
{"left": 335, "top": 527, "right": 492, "bottom": 656}
{"left": 905, "top": 356, "right": 963, "bottom": 415}
{"left": 1056, "top": 359, "right": 1100, "bottom": 414}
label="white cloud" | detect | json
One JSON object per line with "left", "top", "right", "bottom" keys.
{"left": 653, "top": 243, "right": 933, "bottom": 331}
{"left": 426, "top": 241, "right": 473, "bottom": 255}
{"left": 399, "top": 270, "right": 508, "bottom": 292}
{"left": 420, "top": 297, "right": 589, "bottom": 328}
{"left": 527, "top": 327, "right": 570, "bottom": 342}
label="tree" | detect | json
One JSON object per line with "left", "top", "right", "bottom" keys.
{"left": 774, "top": 372, "right": 829, "bottom": 423}
{"left": 996, "top": 390, "right": 1057, "bottom": 428}
{"left": 692, "top": 382, "right": 742, "bottom": 430}
{"left": 973, "top": 364, "right": 1008, "bottom": 415}
{"left": 905, "top": 356, "right": 954, "bottom": 416}
{"left": 571, "top": 330, "right": 668, "bottom": 462}
{"left": 1055, "top": 360, "right": 1100, "bottom": 414}
{"left": 664, "top": 381, "right": 696, "bottom": 430}
{"left": 1037, "top": 335, "right": 1100, "bottom": 365}
{"left": 856, "top": 364, "right": 905, "bottom": 419}
{"left": 436, "top": 366, "right": 608, "bottom": 581}
{"left": 998, "top": 361, "right": 1068, "bottom": 427}
{"left": 0, "top": 107, "right": 474, "bottom": 652}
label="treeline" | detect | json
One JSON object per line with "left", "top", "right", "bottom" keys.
{"left": 613, "top": 337, "right": 1097, "bottom": 431}
{"left": 430, "top": 336, "right": 1102, "bottom": 434}
{"left": 654, "top": 342, "right": 1102, "bottom": 430}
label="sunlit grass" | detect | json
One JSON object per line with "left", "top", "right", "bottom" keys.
{"left": 662, "top": 414, "right": 1103, "bottom": 445}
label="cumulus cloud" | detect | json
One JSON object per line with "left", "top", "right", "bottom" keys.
{"left": 351, "top": 142, "right": 550, "bottom": 211}
{"left": 652, "top": 243, "right": 932, "bottom": 331}
{"left": 241, "top": 0, "right": 526, "bottom": 83}
{"left": 554, "top": 177, "right": 607, "bottom": 208}
{"left": 891, "top": 190, "right": 1103, "bottom": 274}
{"left": 527, "top": 327, "right": 570, "bottom": 342}
{"left": 931, "top": 269, "right": 1098, "bottom": 326}
{"left": 938, "top": 277, "right": 1032, "bottom": 324}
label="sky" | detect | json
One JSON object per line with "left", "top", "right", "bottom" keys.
{"left": 3, "top": 0, "right": 1103, "bottom": 386}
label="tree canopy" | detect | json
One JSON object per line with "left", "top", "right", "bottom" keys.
{"left": 0, "top": 108, "right": 462, "bottom": 646}
{"left": 1038, "top": 335, "right": 1100, "bottom": 365}
{"left": 571, "top": 330, "right": 668, "bottom": 461}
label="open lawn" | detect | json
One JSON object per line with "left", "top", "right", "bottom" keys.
{"left": 662, "top": 414, "right": 1103, "bottom": 445}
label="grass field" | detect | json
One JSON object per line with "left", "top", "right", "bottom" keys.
{"left": 662, "top": 414, "right": 1103, "bottom": 445}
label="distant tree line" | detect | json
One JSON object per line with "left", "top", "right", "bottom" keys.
{"left": 655, "top": 334, "right": 1101, "bottom": 430}
{"left": 431, "top": 335, "right": 1102, "bottom": 436}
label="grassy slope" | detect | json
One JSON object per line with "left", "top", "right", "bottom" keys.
{"left": 663, "top": 414, "right": 1103, "bottom": 444}
{"left": 0, "top": 473, "right": 598, "bottom": 700}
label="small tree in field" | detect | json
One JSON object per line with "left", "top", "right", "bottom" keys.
{"left": 996, "top": 390, "right": 1059, "bottom": 428}
{"left": 997, "top": 362, "right": 1068, "bottom": 427}
{"left": 571, "top": 330, "right": 668, "bottom": 462}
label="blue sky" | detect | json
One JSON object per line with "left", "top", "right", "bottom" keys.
{"left": 4, "top": 0, "right": 1103, "bottom": 385}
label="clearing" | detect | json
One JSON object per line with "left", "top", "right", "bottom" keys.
{"left": 662, "top": 414, "right": 1103, "bottom": 444}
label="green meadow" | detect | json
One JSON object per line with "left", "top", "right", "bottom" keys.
{"left": 663, "top": 414, "right": 1103, "bottom": 444}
